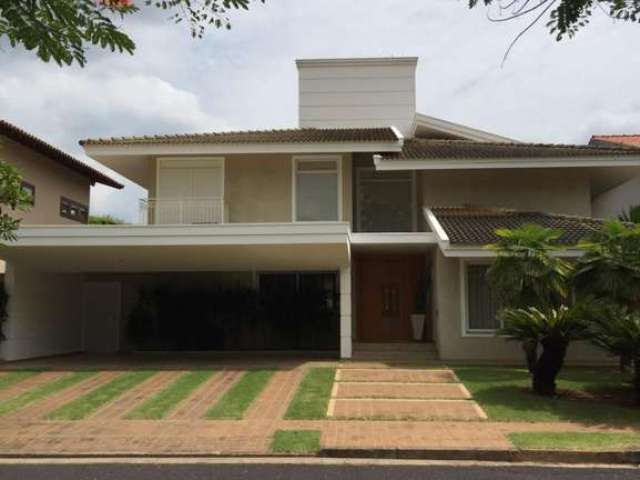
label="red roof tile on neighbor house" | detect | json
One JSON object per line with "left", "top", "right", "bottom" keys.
{"left": 590, "top": 135, "right": 640, "bottom": 149}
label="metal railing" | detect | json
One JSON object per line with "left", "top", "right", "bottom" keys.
{"left": 139, "top": 197, "right": 226, "bottom": 225}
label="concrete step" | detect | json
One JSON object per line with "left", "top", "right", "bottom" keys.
{"left": 353, "top": 342, "right": 437, "bottom": 352}
{"left": 351, "top": 351, "right": 439, "bottom": 362}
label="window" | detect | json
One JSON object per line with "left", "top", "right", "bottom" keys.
{"left": 356, "top": 168, "right": 414, "bottom": 232}
{"left": 21, "top": 181, "right": 35, "bottom": 206}
{"left": 464, "top": 264, "right": 501, "bottom": 333}
{"left": 294, "top": 157, "right": 340, "bottom": 221}
{"left": 60, "top": 197, "right": 88, "bottom": 223}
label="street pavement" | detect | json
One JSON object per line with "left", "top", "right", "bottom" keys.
{"left": 0, "top": 460, "right": 637, "bottom": 480}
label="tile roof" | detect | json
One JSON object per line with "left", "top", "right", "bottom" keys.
{"left": 80, "top": 127, "right": 400, "bottom": 146}
{"left": 429, "top": 206, "right": 603, "bottom": 246}
{"left": 379, "top": 138, "right": 640, "bottom": 161}
{"left": 590, "top": 134, "right": 640, "bottom": 149}
{"left": 0, "top": 120, "right": 123, "bottom": 189}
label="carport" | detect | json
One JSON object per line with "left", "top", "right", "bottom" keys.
{"left": 0, "top": 223, "right": 351, "bottom": 361}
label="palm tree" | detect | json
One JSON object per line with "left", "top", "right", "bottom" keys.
{"left": 500, "top": 306, "right": 591, "bottom": 396}
{"left": 574, "top": 221, "right": 640, "bottom": 307}
{"left": 486, "top": 224, "right": 573, "bottom": 372}
{"left": 619, "top": 205, "right": 640, "bottom": 224}
{"left": 588, "top": 305, "right": 640, "bottom": 404}
{"left": 487, "top": 225, "right": 572, "bottom": 310}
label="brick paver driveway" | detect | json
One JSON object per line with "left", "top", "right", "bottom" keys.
{"left": 0, "top": 354, "right": 512, "bottom": 456}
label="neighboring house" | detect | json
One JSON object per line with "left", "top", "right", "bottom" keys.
{"left": 589, "top": 134, "right": 640, "bottom": 218}
{"left": 0, "top": 120, "right": 123, "bottom": 276}
{"left": 0, "top": 120, "right": 123, "bottom": 225}
{"left": 2, "top": 57, "right": 640, "bottom": 363}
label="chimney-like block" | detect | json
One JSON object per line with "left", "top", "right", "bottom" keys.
{"left": 296, "top": 57, "right": 418, "bottom": 136}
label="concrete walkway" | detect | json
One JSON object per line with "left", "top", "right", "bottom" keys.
{"left": 328, "top": 364, "right": 486, "bottom": 421}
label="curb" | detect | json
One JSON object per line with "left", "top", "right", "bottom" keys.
{"left": 320, "top": 448, "right": 640, "bottom": 465}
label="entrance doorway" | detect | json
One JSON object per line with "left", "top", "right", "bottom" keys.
{"left": 356, "top": 254, "right": 429, "bottom": 343}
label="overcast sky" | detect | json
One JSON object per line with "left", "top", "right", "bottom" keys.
{"left": 1, "top": 0, "right": 639, "bottom": 222}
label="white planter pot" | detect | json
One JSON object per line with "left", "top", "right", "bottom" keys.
{"left": 410, "top": 314, "right": 425, "bottom": 341}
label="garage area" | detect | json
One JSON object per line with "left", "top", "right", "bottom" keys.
{"left": 0, "top": 223, "right": 351, "bottom": 361}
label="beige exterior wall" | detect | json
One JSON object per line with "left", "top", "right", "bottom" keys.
{"left": 433, "top": 249, "right": 612, "bottom": 365}
{"left": 224, "top": 154, "right": 292, "bottom": 223}
{"left": 420, "top": 169, "right": 592, "bottom": 217}
{"left": 1, "top": 136, "right": 91, "bottom": 225}
{"left": 143, "top": 153, "right": 353, "bottom": 225}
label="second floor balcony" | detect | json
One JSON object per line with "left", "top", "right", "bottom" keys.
{"left": 139, "top": 197, "right": 227, "bottom": 225}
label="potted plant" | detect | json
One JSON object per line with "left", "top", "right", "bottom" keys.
{"left": 411, "top": 270, "right": 428, "bottom": 341}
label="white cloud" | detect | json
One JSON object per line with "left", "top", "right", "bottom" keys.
{"left": 1, "top": 0, "right": 639, "bottom": 221}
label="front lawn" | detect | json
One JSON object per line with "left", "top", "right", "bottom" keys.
{"left": 271, "top": 430, "right": 321, "bottom": 454}
{"left": 48, "top": 371, "right": 155, "bottom": 420}
{"left": 284, "top": 368, "right": 335, "bottom": 420}
{"left": 127, "top": 370, "right": 215, "bottom": 420}
{"left": 0, "top": 370, "right": 40, "bottom": 390}
{"left": 205, "top": 369, "right": 274, "bottom": 420}
{"left": 0, "top": 371, "right": 95, "bottom": 417}
{"left": 509, "top": 432, "right": 640, "bottom": 451}
{"left": 455, "top": 366, "right": 640, "bottom": 426}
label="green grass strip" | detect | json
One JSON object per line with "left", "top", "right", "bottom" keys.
{"left": 0, "top": 370, "right": 41, "bottom": 390}
{"left": 0, "top": 371, "right": 96, "bottom": 417}
{"left": 509, "top": 432, "right": 640, "bottom": 451}
{"left": 48, "top": 371, "right": 155, "bottom": 420}
{"left": 205, "top": 369, "right": 274, "bottom": 420}
{"left": 127, "top": 370, "right": 215, "bottom": 420}
{"left": 271, "top": 430, "right": 321, "bottom": 454}
{"left": 284, "top": 368, "right": 335, "bottom": 420}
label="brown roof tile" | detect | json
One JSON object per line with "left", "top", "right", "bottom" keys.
{"left": 381, "top": 138, "right": 640, "bottom": 161}
{"left": 0, "top": 120, "right": 123, "bottom": 189}
{"left": 80, "top": 127, "right": 400, "bottom": 146}
{"left": 430, "top": 206, "right": 603, "bottom": 246}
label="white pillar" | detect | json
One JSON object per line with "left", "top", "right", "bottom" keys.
{"left": 339, "top": 266, "right": 352, "bottom": 359}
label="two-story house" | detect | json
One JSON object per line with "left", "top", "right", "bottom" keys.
{"left": 2, "top": 57, "right": 640, "bottom": 363}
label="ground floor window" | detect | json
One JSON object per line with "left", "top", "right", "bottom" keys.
{"left": 258, "top": 272, "right": 339, "bottom": 350}
{"left": 464, "top": 263, "right": 501, "bottom": 334}
{"left": 127, "top": 271, "right": 339, "bottom": 351}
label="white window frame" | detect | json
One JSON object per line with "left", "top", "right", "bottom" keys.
{"left": 460, "top": 259, "right": 501, "bottom": 337}
{"left": 291, "top": 155, "right": 343, "bottom": 222}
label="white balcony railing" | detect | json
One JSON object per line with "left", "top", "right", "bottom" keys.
{"left": 139, "top": 197, "right": 226, "bottom": 225}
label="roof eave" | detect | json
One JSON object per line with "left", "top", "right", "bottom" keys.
{"left": 83, "top": 140, "right": 404, "bottom": 158}
{"left": 375, "top": 155, "right": 640, "bottom": 171}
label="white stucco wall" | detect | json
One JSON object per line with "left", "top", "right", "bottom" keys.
{"left": 297, "top": 57, "right": 418, "bottom": 136}
{"left": 592, "top": 176, "right": 640, "bottom": 219}
{"left": 1, "top": 264, "right": 83, "bottom": 361}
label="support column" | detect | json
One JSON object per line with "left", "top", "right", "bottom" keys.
{"left": 339, "top": 266, "right": 352, "bottom": 359}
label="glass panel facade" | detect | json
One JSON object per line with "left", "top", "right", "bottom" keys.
{"left": 356, "top": 168, "right": 413, "bottom": 232}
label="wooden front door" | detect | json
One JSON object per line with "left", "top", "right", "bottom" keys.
{"left": 356, "top": 254, "right": 425, "bottom": 342}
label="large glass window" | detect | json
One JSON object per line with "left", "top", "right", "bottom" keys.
{"left": 294, "top": 158, "right": 339, "bottom": 221}
{"left": 466, "top": 264, "right": 501, "bottom": 333}
{"left": 356, "top": 168, "right": 414, "bottom": 232}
